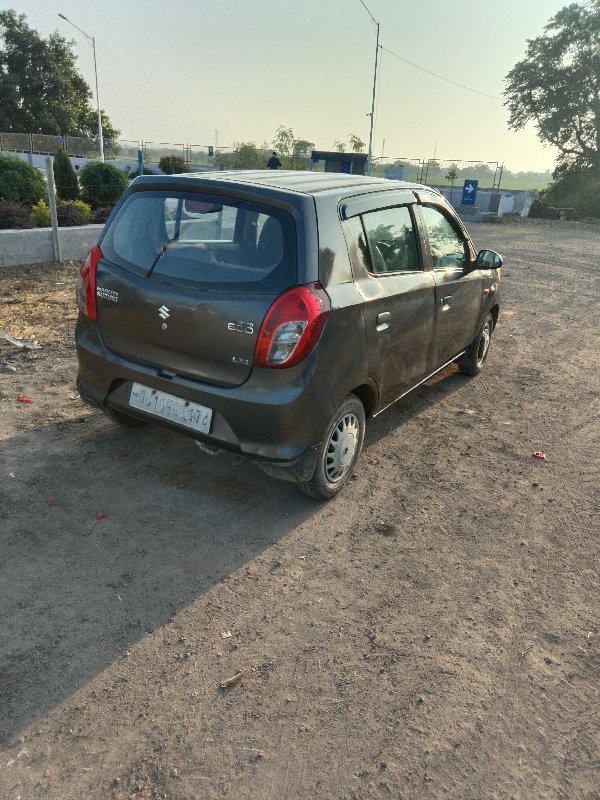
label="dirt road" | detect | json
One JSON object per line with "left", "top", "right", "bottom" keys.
{"left": 1, "top": 220, "right": 599, "bottom": 800}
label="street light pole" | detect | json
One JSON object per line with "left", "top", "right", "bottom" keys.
{"left": 58, "top": 13, "right": 104, "bottom": 162}
{"left": 367, "top": 21, "right": 380, "bottom": 177}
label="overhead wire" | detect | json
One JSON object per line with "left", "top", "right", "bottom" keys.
{"left": 379, "top": 45, "right": 501, "bottom": 101}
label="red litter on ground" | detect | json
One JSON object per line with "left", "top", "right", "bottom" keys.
{"left": 17, "top": 395, "right": 33, "bottom": 403}
{"left": 47, "top": 498, "right": 55, "bottom": 505}
{"left": 532, "top": 451, "right": 547, "bottom": 460}
{"left": 96, "top": 513, "right": 108, "bottom": 520}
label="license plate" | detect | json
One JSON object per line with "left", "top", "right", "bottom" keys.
{"left": 129, "top": 383, "right": 212, "bottom": 434}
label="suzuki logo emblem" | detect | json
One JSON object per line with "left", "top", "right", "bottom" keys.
{"left": 158, "top": 305, "right": 170, "bottom": 320}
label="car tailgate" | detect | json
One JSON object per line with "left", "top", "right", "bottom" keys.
{"left": 95, "top": 258, "right": 275, "bottom": 388}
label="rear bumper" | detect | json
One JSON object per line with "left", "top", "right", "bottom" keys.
{"left": 76, "top": 320, "right": 334, "bottom": 466}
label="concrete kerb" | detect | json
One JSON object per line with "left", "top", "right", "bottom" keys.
{"left": 0, "top": 224, "right": 103, "bottom": 267}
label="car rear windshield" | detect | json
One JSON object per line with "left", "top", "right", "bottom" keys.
{"left": 101, "top": 190, "right": 297, "bottom": 292}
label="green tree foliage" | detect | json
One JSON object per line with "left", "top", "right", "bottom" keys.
{"left": 273, "top": 126, "right": 295, "bottom": 158}
{"left": 215, "top": 142, "right": 267, "bottom": 170}
{"left": 0, "top": 10, "right": 119, "bottom": 142}
{"left": 504, "top": 1, "right": 600, "bottom": 170}
{"left": 541, "top": 164, "right": 600, "bottom": 217}
{"left": 53, "top": 148, "right": 79, "bottom": 201}
{"left": 159, "top": 155, "right": 187, "bottom": 174}
{"left": 0, "top": 154, "right": 46, "bottom": 205}
{"left": 348, "top": 134, "right": 366, "bottom": 153}
{"left": 79, "top": 161, "right": 128, "bottom": 207}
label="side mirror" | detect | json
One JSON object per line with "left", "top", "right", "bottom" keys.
{"left": 476, "top": 249, "right": 503, "bottom": 270}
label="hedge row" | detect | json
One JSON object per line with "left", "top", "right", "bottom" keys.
{"left": 0, "top": 199, "right": 114, "bottom": 229}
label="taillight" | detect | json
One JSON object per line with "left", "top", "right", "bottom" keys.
{"left": 253, "top": 282, "right": 330, "bottom": 368}
{"left": 76, "top": 245, "right": 101, "bottom": 320}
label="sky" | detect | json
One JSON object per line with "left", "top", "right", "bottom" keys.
{"left": 7, "top": 0, "right": 570, "bottom": 172}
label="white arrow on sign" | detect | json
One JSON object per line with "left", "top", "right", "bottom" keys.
{"left": 465, "top": 183, "right": 475, "bottom": 194}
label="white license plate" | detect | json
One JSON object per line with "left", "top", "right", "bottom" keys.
{"left": 129, "top": 383, "right": 212, "bottom": 434}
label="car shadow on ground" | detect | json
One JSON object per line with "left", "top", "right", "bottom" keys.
{"left": 0, "top": 363, "right": 469, "bottom": 747}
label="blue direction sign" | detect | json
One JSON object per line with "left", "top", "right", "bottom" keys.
{"left": 208, "top": 146, "right": 214, "bottom": 157}
{"left": 462, "top": 179, "right": 478, "bottom": 206}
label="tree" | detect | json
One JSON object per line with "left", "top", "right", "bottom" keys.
{"left": 0, "top": 10, "right": 119, "bottom": 143}
{"left": 348, "top": 134, "right": 366, "bottom": 153}
{"left": 159, "top": 155, "right": 187, "bottom": 174}
{"left": 0, "top": 154, "right": 47, "bottom": 205}
{"left": 214, "top": 142, "right": 266, "bottom": 170}
{"left": 53, "top": 148, "right": 79, "bottom": 201}
{"left": 79, "top": 161, "right": 127, "bottom": 207}
{"left": 273, "top": 126, "right": 295, "bottom": 158}
{"left": 333, "top": 140, "right": 346, "bottom": 152}
{"left": 444, "top": 167, "right": 459, "bottom": 203}
{"left": 504, "top": 1, "right": 600, "bottom": 169}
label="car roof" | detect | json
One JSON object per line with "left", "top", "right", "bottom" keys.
{"left": 131, "top": 170, "right": 439, "bottom": 202}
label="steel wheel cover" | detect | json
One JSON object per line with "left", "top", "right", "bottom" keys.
{"left": 324, "top": 412, "right": 360, "bottom": 483}
{"left": 477, "top": 321, "right": 491, "bottom": 367}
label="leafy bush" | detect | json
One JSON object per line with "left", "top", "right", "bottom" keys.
{"left": 0, "top": 155, "right": 47, "bottom": 206}
{"left": 159, "top": 155, "right": 187, "bottom": 174}
{"left": 56, "top": 201, "right": 86, "bottom": 227}
{"left": 541, "top": 165, "right": 600, "bottom": 219}
{"left": 0, "top": 200, "right": 33, "bottom": 229}
{"left": 31, "top": 199, "right": 51, "bottom": 227}
{"left": 79, "top": 161, "right": 128, "bottom": 207}
{"left": 53, "top": 148, "right": 80, "bottom": 201}
{"left": 93, "top": 206, "right": 115, "bottom": 224}
{"left": 128, "top": 167, "right": 155, "bottom": 179}
{"left": 67, "top": 199, "right": 93, "bottom": 223}
{"left": 529, "top": 199, "right": 560, "bottom": 220}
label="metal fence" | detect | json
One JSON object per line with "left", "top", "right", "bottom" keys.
{"left": 0, "top": 131, "right": 224, "bottom": 167}
{"left": 373, "top": 157, "right": 504, "bottom": 189}
{"left": 0, "top": 132, "right": 505, "bottom": 187}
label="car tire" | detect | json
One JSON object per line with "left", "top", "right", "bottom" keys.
{"left": 299, "top": 394, "right": 365, "bottom": 500}
{"left": 102, "top": 407, "right": 149, "bottom": 428}
{"left": 458, "top": 313, "right": 494, "bottom": 377}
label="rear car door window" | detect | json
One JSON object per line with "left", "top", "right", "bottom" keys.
{"left": 359, "top": 206, "right": 420, "bottom": 274}
{"left": 101, "top": 191, "right": 296, "bottom": 292}
{"left": 420, "top": 205, "right": 467, "bottom": 270}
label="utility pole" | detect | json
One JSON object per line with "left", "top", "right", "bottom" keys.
{"left": 366, "top": 21, "right": 380, "bottom": 176}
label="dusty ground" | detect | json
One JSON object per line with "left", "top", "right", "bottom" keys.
{"left": 0, "top": 220, "right": 598, "bottom": 800}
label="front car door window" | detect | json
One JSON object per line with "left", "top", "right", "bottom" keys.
{"left": 420, "top": 205, "right": 467, "bottom": 271}
{"left": 419, "top": 203, "right": 482, "bottom": 369}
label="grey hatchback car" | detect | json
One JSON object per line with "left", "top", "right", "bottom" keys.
{"left": 76, "top": 170, "right": 502, "bottom": 498}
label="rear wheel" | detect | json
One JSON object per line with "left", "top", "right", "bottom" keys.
{"left": 299, "top": 394, "right": 365, "bottom": 500}
{"left": 458, "top": 314, "right": 493, "bottom": 377}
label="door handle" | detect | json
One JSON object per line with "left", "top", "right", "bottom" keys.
{"left": 376, "top": 311, "right": 391, "bottom": 331}
{"left": 441, "top": 295, "right": 452, "bottom": 310}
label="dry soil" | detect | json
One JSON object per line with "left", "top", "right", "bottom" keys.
{"left": 0, "top": 220, "right": 599, "bottom": 800}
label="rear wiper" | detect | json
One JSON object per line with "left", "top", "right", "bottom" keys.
{"left": 148, "top": 243, "right": 167, "bottom": 276}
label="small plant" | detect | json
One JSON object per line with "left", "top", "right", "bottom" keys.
{"left": 159, "top": 155, "right": 187, "bottom": 175}
{"left": 68, "top": 199, "right": 93, "bottom": 223}
{"left": 0, "top": 200, "right": 34, "bottom": 229}
{"left": 31, "top": 199, "right": 51, "bottom": 227}
{"left": 53, "top": 149, "right": 80, "bottom": 201}
{"left": 93, "top": 206, "right": 115, "bottom": 224}
{"left": 79, "top": 161, "right": 128, "bottom": 207}
{"left": 0, "top": 155, "right": 47, "bottom": 206}
{"left": 56, "top": 201, "right": 86, "bottom": 227}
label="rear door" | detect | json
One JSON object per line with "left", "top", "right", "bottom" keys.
{"left": 344, "top": 201, "right": 436, "bottom": 408}
{"left": 417, "top": 203, "right": 482, "bottom": 369}
{"left": 96, "top": 190, "right": 297, "bottom": 388}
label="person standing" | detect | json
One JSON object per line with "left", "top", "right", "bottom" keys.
{"left": 267, "top": 151, "right": 282, "bottom": 169}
